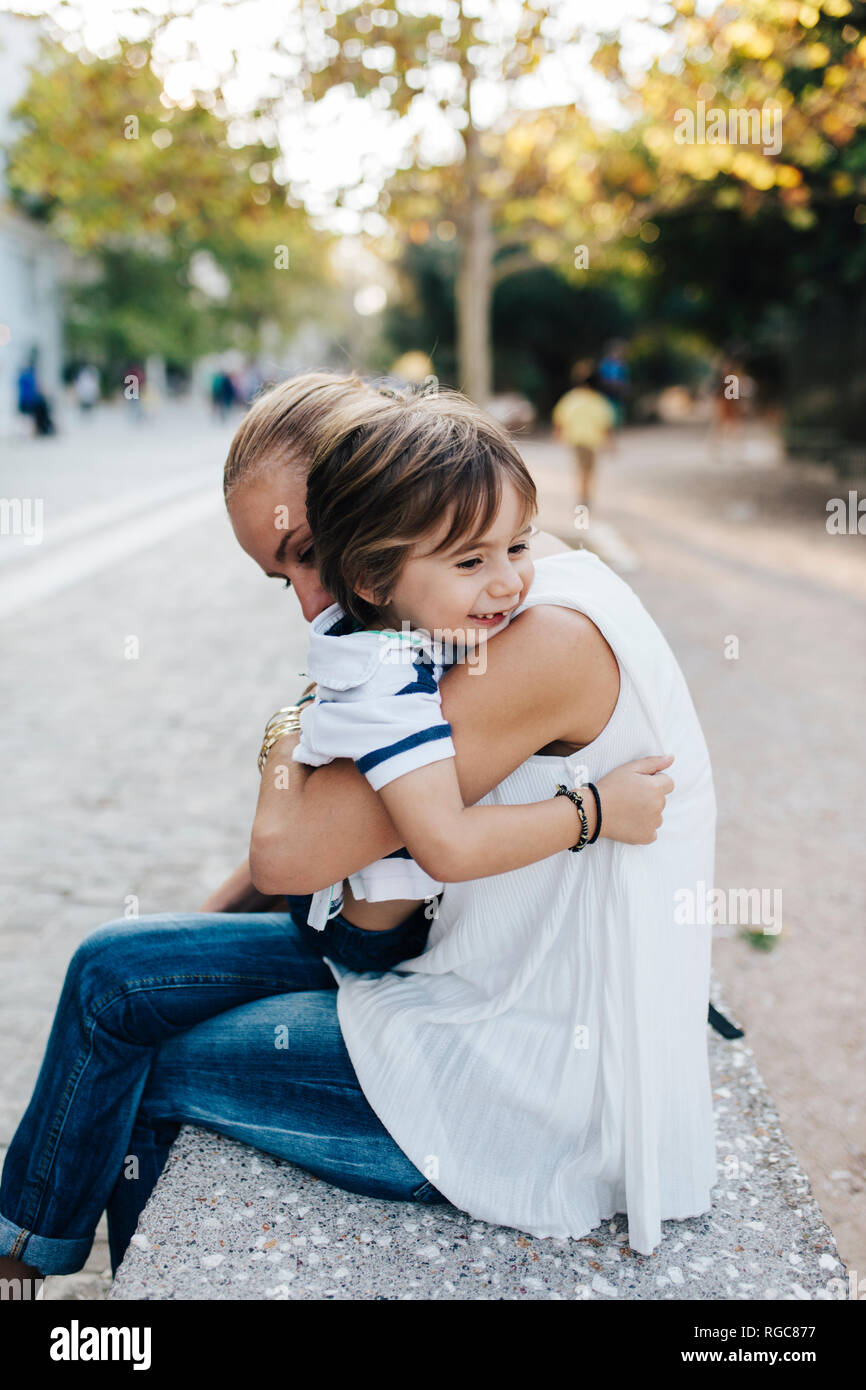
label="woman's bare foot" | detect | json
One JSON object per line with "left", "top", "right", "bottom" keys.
{"left": 0, "top": 1254, "right": 44, "bottom": 1297}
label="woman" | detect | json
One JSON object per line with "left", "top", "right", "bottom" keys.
{"left": 0, "top": 371, "right": 709, "bottom": 1289}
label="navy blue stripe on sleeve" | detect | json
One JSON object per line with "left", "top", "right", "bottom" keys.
{"left": 355, "top": 723, "right": 453, "bottom": 775}
{"left": 395, "top": 653, "right": 438, "bottom": 696}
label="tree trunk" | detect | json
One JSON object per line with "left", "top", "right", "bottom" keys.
{"left": 455, "top": 131, "right": 493, "bottom": 403}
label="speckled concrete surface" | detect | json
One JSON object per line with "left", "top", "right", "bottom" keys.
{"left": 108, "top": 982, "right": 845, "bottom": 1301}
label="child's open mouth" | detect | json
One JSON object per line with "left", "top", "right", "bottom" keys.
{"left": 468, "top": 610, "right": 513, "bottom": 628}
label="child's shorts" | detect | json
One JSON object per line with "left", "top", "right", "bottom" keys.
{"left": 284, "top": 893, "right": 434, "bottom": 974}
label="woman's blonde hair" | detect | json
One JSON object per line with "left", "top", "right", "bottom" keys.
{"left": 222, "top": 369, "right": 390, "bottom": 501}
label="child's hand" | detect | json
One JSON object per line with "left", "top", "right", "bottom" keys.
{"left": 594, "top": 755, "right": 674, "bottom": 845}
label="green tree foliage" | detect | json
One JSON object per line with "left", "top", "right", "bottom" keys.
{"left": 249, "top": 0, "right": 585, "bottom": 400}
{"left": 4, "top": 34, "right": 332, "bottom": 373}
{"left": 602, "top": 0, "right": 866, "bottom": 445}
{"left": 585, "top": 0, "right": 866, "bottom": 332}
{"left": 381, "top": 232, "right": 638, "bottom": 414}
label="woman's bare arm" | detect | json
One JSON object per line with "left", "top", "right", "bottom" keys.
{"left": 199, "top": 857, "right": 285, "bottom": 913}
{"left": 249, "top": 603, "right": 666, "bottom": 894}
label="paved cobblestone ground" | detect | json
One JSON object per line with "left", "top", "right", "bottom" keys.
{"left": 2, "top": 403, "right": 299, "bottom": 1298}
{"left": 1, "top": 407, "right": 863, "bottom": 1298}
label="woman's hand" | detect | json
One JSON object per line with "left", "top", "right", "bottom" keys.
{"left": 199, "top": 857, "right": 286, "bottom": 913}
{"left": 595, "top": 755, "right": 674, "bottom": 845}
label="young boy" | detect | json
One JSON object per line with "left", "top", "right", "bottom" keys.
{"left": 284, "top": 389, "right": 613, "bottom": 959}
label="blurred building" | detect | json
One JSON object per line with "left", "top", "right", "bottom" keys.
{"left": 0, "top": 11, "right": 72, "bottom": 436}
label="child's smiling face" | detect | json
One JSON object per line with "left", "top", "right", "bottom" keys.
{"left": 372, "top": 478, "right": 535, "bottom": 646}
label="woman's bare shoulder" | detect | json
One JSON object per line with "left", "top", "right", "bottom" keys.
{"left": 504, "top": 602, "right": 620, "bottom": 747}
{"left": 438, "top": 588, "right": 619, "bottom": 774}
{"left": 508, "top": 599, "right": 614, "bottom": 670}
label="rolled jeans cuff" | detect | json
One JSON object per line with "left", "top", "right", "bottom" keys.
{"left": 0, "top": 1209, "right": 92, "bottom": 1275}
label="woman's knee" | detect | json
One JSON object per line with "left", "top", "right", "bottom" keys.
{"left": 68, "top": 915, "right": 153, "bottom": 975}
{"left": 64, "top": 915, "right": 175, "bottom": 1021}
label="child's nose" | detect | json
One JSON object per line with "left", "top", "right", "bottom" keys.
{"left": 486, "top": 565, "right": 521, "bottom": 599}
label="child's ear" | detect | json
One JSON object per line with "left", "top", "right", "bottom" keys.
{"left": 353, "top": 571, "right": 382, "bottom": 607}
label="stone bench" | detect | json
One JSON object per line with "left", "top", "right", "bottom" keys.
{"left": 109, "top": 983, "right": 845, "bottom": 1301}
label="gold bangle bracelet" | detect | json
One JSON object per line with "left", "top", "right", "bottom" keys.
{"left": 258, "top": 694, "right": 316, "bottom": 775}
{"left": 258, "top": 717, "right": 302, "bottom": 775}
{"left": 262, "top": 719, "right": 301, "bottom": 746}
{"left": 258, "top": 735, "right": 299, "bottom": 777}
{"left": 261, "top": 717, "right": 301, "bottom": 744}
{"left": 264, "top": 704, "right": 302, "bottom": 731}
{"left": 261, "top": 721, "right": 299, "bottom": 748}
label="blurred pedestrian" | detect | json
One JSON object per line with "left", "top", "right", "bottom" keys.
{"left": 552, "top": 360, "right": 616, "bottom": 508}
{"left": 74, "top": 364, "right": 100, "bottom": 418}
{"left": 597, "top": 340, "right": 631, "bottom": 432}
{"left": 17, "top": 354, "right": 55, "bottom": 437}
{"left": 708, "top": 350, "right": 744, "bottom": 461}
{"left": 237, "top": 361, "right": 264, "bottom": 408}
{"left": 211, "top": 369, "right": 237, "bottom": 420}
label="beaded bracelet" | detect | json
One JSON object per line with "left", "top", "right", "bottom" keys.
{"left": 554, "top": 783, "right": 590, "bottom": 852}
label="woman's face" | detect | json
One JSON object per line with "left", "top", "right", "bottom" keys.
{"left": 227, "top": 459, "right": 334, "bottom": 623}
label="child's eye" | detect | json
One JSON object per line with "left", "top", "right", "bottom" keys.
{"left": 509, "top": 542, "right": 529, "bottom": 555}
{"left": 456, "top": 556, "right": 482, "bottom": 570}
{"left": 298, "top": 545, "right": 315, "bottom": 564}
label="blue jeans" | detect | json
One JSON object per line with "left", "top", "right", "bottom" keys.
{"left": 0, "top": 900, "right": 445, "bottom": 1277}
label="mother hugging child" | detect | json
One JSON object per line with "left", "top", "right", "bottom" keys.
{"left": 0, "top": 372, "right": 715, "bottom": 1293}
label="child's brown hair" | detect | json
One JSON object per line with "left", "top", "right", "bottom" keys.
{"left": 306, "top": 386, "right": 538, "bottom": 626}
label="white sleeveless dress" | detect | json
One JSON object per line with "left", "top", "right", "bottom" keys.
{"left": 328, "top": 549, "right": 717, "bottom": 1255}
